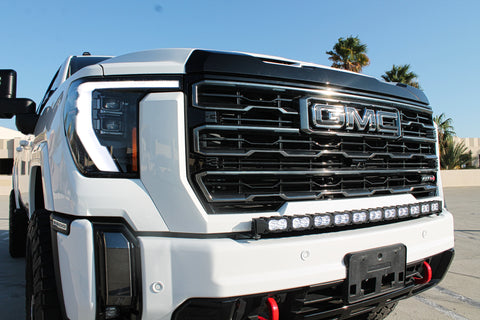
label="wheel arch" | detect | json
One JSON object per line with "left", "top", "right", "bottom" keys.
{"left": 29, "top": 143, "right": 54, "bottom": 217}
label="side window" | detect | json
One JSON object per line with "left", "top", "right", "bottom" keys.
{"left": 37, "top": 67, "right": 61, "bottom": 114}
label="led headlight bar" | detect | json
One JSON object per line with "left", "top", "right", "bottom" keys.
{"left": 252, "top": 200, "right": 442, "bottom": 237}
{"left": 64, "top": 79, "right": 179, "bottom": 177}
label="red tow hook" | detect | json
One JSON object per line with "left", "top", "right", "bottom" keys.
{"left": 258, "top": 297, "right": 279, "bottom": 320}
{"left": 414, "top": 261, "right": 433, "bottom": 284}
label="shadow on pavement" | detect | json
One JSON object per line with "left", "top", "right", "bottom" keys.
{"left": 0, "top": 226, "right": 26, "bottom": 319}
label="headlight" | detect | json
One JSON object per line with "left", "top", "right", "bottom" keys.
{"left": 64, "top": 79, "right": 178, "bottom": 177}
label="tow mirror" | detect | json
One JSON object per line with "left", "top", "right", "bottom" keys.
{"left": 0, "top": 69, "right": 37, "bottom": 134}
{"left": 0, "top": 70, "right": 16, "bottom": 99}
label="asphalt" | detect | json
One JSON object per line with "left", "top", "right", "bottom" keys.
{"left": 0, "top": 195, "right": 25, "bottom": 319}
{"left": 388, "top": 187, "right": 480, "bottom": 320}
{"left": 0, "top": 187, "right": 479, "bottom": 319}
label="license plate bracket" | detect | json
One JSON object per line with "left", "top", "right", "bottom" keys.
{"left": 345, "top": 244, "right": 406, "bottom": 303}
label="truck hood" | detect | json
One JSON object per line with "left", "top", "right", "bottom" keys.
{"left": 99, "top": 48, "right": 429, "bottom": 106}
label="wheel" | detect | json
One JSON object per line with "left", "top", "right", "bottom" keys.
{"left": 25, "top": 209, "right": 62, "bottom": 320}
{"left": 9, "top": 190, "right": 28, "bottom": 258}
{"left": 349, "top": 302, "right": 398, "bottom": 320}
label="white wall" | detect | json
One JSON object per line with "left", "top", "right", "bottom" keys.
{"left": 441, "top": 169, "right": 480, "bottom": 187}
{"left": 453, "top": 137, "right": 480, "bottom": 167}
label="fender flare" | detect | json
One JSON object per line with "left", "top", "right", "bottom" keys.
{"left": 29, "top": 141, "right": 54, "bottom": 217}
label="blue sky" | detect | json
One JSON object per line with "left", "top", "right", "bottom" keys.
{"left": 1, "top": 0, "right": 479, "bottom": 137}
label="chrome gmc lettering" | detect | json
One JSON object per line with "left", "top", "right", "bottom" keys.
{"left": 311, "top": 104, "right": 401, "bottom": 135}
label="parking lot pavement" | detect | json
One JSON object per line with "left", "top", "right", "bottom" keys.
{"left": 388, "top": 187, "right": 480, "bottom": 320}
{"left": 0, "top": 188, "right": 479, "bottom": 319}
{"left": 0, "top": 195, "right": 25, "bottom": 320}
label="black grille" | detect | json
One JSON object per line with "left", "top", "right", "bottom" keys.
{"left": 188, "top": 81, "right": 438, "bottom": 213}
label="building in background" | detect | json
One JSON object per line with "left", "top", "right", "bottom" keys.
{"left": 0, "top": 126, "right": 26, "bottom": 174}
{"left": 453, "top": 137, "right": 480, "bottom": 168}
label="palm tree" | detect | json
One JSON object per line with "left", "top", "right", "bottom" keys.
{"left": 382, "top": 64, "right": 420, "bottom": 89}
{"left": 433, "top": 113, "right": 455, "bottom": 151}
{"left": 326, "top": 36, "right": 370, "bottom": 73}
{"left": 440, "top": 138, "right": 472, "bottom": 169}
{"left": 433, "top": 113, "right": 472, "bottom": 169}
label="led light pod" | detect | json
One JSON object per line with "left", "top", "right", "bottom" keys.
{"left": 352, "top": 211, "right": 368, "bottom": 224}
{"left": 397, "top": 206, "right": 409, "bottom": 218}
{"left": 368, "top": 209, "right": 383, "bottom": 222}
{"left": 409, "top": 204, "right": 421, "bottom": 217}
{"left": 430, "top": 201, "right": 442, "bottom": 213}
{"left": 292, "top": 216, "right": 312, "bottom": 230}
{"left": 384, "top": 208, "right": 397, "bottom": 220}
{"left": 421, "top": 203, "right": 431, "bottom": 215}
{"left": 334, "top": 213, "right": 351, "bottom": 226}
{"left": 314, "top": 214, "right": 332, "bottom": 228}
{"left": 268, "top": 218, "right": 288, "bottom": 232}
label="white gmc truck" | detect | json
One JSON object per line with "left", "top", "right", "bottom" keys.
{"left": 0, "top": 49, "right": 454, "bottom": 320}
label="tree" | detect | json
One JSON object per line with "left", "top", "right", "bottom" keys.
{"left": 382, "top": 64, "right": 420, "bottom": 89}
{"left": 433, "top": 113, "right": 472, "bottom": 169}
{"left": 326, "top": 36, "right": 370, "bottom": 73}
{"left": 440, "top": 138, "right": 473, "bottom": 169}
{"left": 434, "top": 113, "right": 455, "bottom": 152}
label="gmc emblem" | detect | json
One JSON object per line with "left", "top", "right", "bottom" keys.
{"left": 311, "top": 104, "right": 401, "bottom": 136}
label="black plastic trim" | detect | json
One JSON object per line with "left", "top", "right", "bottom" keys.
{"left": 185, "top": 50, "right": 429, "bottom": 105}
{"left": 50, "top": 215, "right": 70, "bottom": 320}
{"left": 49, "top": 212, "right": 251, "bottom": 240}
{"left": 135, "top": 231, "right": 251, "bottom": 240}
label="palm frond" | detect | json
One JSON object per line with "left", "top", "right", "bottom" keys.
{"left": 326, "top": 36, "right": 370, "bottom": 72}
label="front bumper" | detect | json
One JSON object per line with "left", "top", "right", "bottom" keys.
{"left": 173, "top": 249, "right": 454, "bottom": 320}
{"left": 54, "top": 209, "right": 454, "bottom": 320}
{"left": 139, "top": 210, "right": 453, "bottom": 320}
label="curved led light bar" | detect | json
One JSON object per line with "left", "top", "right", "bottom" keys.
{"left": 252, "top": 200, "right": 442, "bottom": 237}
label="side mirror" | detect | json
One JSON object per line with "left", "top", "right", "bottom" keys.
{"left": 0, "top": 70, "right": 16, "bottom": 99}
{"left": 0, "top": 69, "right": 37, "bottom": 134}
{"left": 16, "top": 113, "right": 38, "bottom": 134}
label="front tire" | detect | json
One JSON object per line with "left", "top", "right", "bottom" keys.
{"left": 9, "top": 190, "right": 28, "bottom": 258}
{"left": 25, "top": 210, "right": 62, "bottom": 320}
